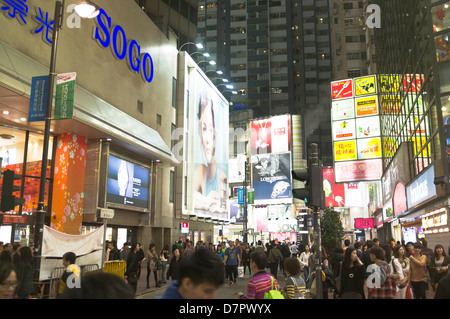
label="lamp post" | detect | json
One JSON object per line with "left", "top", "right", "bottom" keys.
{"left": 179, "top": 42, "right": 203, "bottom": 51}
{"left": 32, "top": 0, "right": 99, "bottom": 284}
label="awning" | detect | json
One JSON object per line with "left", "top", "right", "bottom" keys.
{"left": 0, "top": 40, "right": 178, "bottom": 165}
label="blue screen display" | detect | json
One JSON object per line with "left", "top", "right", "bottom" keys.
{"left": 106, "top": 155, "right": 150, "bottom": 209}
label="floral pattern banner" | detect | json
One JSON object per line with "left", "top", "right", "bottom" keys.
{"left": 51, "top": 133, "right": 87, "bottom": 234}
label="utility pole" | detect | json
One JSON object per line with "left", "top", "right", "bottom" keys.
{"left": 310, "top": 143, "right": 323, "bottom": 299}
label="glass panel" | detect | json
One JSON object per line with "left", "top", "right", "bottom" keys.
{"left": 432, "top": 2, "right": 450, "bottom": 32}
{"left": 434, "top": 31, "right": 450, "bottom": 63}
{"left": 26, "top": 133, "right": 53, "bottom": 178}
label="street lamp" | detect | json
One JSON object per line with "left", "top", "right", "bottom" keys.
{"left": 74, "top": 0, "right": 100, "bottom": 18}
{"left": 179, "top": 42, "right": 204, "bottom": 51}
{"left": 33, "top": 0, "right": 99, "bottom": 284}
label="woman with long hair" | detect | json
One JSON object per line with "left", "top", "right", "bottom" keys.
{"left": 339, "top": 247, "right": 365, "bottom": 299}
{"left": 430, "top": 244, "right": 450, "bottom": 291}
{"left": 14, "top": 246, "right": 33, "bottom": 299}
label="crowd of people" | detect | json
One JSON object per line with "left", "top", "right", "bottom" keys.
{"left": 2, "top": 236, "right": 450, "bottom": 300}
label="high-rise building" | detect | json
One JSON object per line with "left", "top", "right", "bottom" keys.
{"left": 330, "top": 0, "right": 377, "bottom": 79}
{"left": 372, "top": 0, "right": 450, "bottom": 246}
{"left": 135, "top": 0, "right": 199, "bottom": 51}
{"left": 290, "top": 0, "right": 333, "bottom": 165}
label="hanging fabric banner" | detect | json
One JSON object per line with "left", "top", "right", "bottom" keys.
{"left": 54, "top": 72, "right": 76, "bottom": 120}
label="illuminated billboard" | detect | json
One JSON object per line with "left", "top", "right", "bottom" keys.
{"left": 190, "top": 69, "right": 229, "bottom": 218}
{"left": 331, "top": 76, "right": 383, "bottom": 182}
{"left": 251, "top": 115, "right": 292, "bottom": 204}
{"left": 251, "top": 115, "right": 291, "bottom": 155}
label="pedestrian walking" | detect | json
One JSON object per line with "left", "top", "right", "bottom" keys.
{"left": 392, "top": 245, "right": 411, "bottom": 299}
{"left": 166, "top": 248, "right": 182, "bottom": 281}
{"left": 236, "top": 251, "right": 280, "bottom": 299}
{"left": 338, "top": 247, "right": 365, "bottom": 299}
{"left": 14, "top": 246, "right": 33, "bottom": 299}
{"left": 125, "top": 243, "right": 140, "bottom": 294}
{"left": 268, "top": 241, "right": 283, "bottom": 279}
{"left": 224, "top": 240, "right": 241, "bottom": 285}
{"left": 145, "top": 243, "right": 161, "bottom": 288}
{"left": 430, "top": 244, "right": 450, "bottom": 292}
{"left": 409, "top": 243, "right": 427, "bottom": 299}
{"left": 160, "top": 245, "right": 170, "bottom": 284}
{"left": 299, "top": 244, "right": 311, "bottom": 280}
{"left": 367, "top": 246, "right": 397, "bottom": 299}
{"left": 57, "top": 252, "right": 81, "bottom": 297}
{"left": 158, "top": 248, "right": 224, "bottom": 299}
{"left": 282, "top": 257, "right": 306, "bottom": 299}
{"left": 242, "top": 244, "right": 252, "bottom": 276}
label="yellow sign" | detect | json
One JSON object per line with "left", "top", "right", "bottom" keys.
{"left": 334, "top": 140, "right": 357, "bottom": 161}
{"left": 358, "top": 137, "right": 382, "bottom": 159}
{"left": 379, "top": 75, "right": 400, "bottom": 93}
{"left": 383, "top": 137, "right": 398, "bottom": 158}
{"left": 355, "top": 76, "right": 377, "bottom": 96}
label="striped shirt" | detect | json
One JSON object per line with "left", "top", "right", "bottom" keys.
{"left": 283, "top": 275, "right": 306, "bottom": 299}
{"left": 240, "top": 271, "right": 279, "bottom": 299}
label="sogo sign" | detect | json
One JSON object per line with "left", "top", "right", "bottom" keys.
{"left": 93, "top": 8, "right": 154, "bottom": 83}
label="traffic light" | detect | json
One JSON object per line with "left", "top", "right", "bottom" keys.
{"left": 292, "top": 168, "right": 311, "bottom": 205}
{"left": 310, "top": 165, "right": 325, "bottom": 209}
{"left": 1, "top": 169, "right": 25, "bottom": 212}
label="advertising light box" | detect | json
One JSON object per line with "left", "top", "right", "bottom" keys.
{"left": 331, "top": 79, "right": 353, "bottom": 100}
{"left": 354, "top": 218, "right": 374, "bottom": 229}
{"left": 357, "top": 137, "right": 382, "bottom": 159}
{"left": 334, "top": 140, "right": 357, "bottom": 161}
{"left": 354, "top": 75, "right": 377, "bottom": 96}
{"left": 356, "top": 116, "right": 381, "bottom": 138}
{"left": 335, "top": 158, "right": 383, "bottom": 183}
{"left": 333, "top": 119, "right": 356, "bottom": 140}
{"left": 355, "top": 95, "right": 378, "bottom": 117}
{"left": 332, "top": 99, "right": 355, "bottom": 120}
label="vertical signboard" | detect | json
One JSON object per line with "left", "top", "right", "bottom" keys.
{"left": 331, "top": 76, "right": 383, "bottom": 183}
{"left": 251, "top": 115, "right": 292, "bottom": 204}
{"left": 28, "top": 75, "right": 49, "bottom": 122}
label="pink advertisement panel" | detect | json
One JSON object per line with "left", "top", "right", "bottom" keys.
{"left": 334, "top": 159, "right": 383, "bottom": 183}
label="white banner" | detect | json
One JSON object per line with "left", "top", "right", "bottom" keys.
{"left": 39, "top": 226, "right": 104, "bottom": 281}
{"left": 42, "top": 225, "right": 104, "bottom": 258}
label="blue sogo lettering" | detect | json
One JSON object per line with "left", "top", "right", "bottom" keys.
{"left": 93, "top": 8, "right": 154, "bottom": 83}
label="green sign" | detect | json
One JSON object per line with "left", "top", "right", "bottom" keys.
{"left": 248, "top": 190, "right": 254, "bottom": 204}
{"left": 55, "top": 72, "right": 76, "bottom": 120}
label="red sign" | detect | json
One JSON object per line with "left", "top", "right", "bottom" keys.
{"left": 2, "top": 214, "right": 27, "bottom": 224}
{"left": 323, "top": 167, "right": 345, "bottom": 207}
{"left": 354, "top": 218, "right": 374, "bottom": 229}
{"left": 331, "top": 79, "right": 353, "bottom": 100}
{"left": 393, "top": 182, "right": 407, "bottom": 216}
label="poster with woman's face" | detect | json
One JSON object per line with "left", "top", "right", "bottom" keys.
{"left": 192, "top": 70, "right": 229, "bottom": 218}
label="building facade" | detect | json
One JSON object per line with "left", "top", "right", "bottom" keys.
{"left": 373, "top": 0, "right": 450, "bottom": 247}
{"left": 0, "top": 0, "right": 179, "bottom": 253}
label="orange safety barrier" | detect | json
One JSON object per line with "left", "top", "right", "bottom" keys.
{"left": 104, "top": 260, "right": 126, "bottom": 278}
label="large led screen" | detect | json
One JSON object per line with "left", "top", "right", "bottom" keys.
{"left": 106, "top": 155, "right": 150, "bottom": 210}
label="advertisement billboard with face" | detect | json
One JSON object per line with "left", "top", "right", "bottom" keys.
{"left": 191, "top": 69, "right": 229, "bottom": 218}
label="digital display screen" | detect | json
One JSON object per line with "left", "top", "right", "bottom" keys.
{"left": 106, "top": 155, "right": 149, "bottom": 210}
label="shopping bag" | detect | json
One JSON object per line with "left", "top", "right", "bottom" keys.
{"left": 238, "top": 266, "right": 244, "bottom": 278}
{"left": 264, "top": 276, "right": 284, "bottom": 299}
